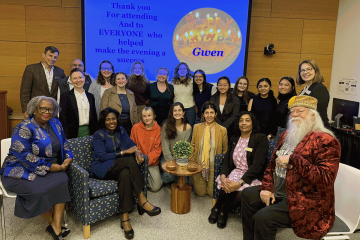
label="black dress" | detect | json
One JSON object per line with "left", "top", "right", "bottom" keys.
{"left": 251, "top": 94, "right": 277, "bottom": 136}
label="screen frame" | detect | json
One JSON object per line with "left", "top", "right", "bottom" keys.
{"left": 81, "top": 0, "right": 253, "bottom": 80}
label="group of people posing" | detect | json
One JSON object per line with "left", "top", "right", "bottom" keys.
{"left": 1, "top": 46, "right": 339, "bottom": 240}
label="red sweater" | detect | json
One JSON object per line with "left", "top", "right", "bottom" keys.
{"left": 130, "top": 121, "right": 162, "bottom": 166}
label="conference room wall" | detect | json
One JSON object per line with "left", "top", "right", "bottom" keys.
{"left": 0, "top": 0, "right": 338, "bottom": 112}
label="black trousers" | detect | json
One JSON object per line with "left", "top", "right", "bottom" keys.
{"left": 215, "top": 189, "right": 242, "bottom": 213}
{"left": 241, "top": 186, "right": 291, "bottom": 240}
{"left": 118, "top": 118, "right": 132, "bottom": 136}
{"left": 104, "top": 157, "right": 145, "bottom": 214}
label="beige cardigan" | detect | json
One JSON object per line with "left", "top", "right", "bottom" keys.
{"left": 189, "top": 122, "right": 228, "bottom": 163}
{"left": 100, "top": 86, "right": 138, "bottom": 125}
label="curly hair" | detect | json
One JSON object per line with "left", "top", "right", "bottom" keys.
{"left": 26, "top": 96, "right": 60, "bottom": 117}
{"left": 128, "top": 61, "right": 149, "bottom": 86}
{"left": 98, "top": 108, "right": 121, "bottom": 132}
{"left": 164, "top": 102, "right": 189, "bottom": 139}
{"left": 171, "top": 62, "right": 192, "bottom": 86}
{"left": 97, "top": 60, "right": 116, "bottom": 85}
{"left": 232, "top": 111, "right": 261, "bottom": 136}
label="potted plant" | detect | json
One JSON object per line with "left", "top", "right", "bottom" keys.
{"left": 173, "top": 140, "right": 192, "bottom": 166}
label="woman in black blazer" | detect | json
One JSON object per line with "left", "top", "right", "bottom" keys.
{"left": 209, "top": 111, "right": 268, "bottom": 229}
{"left": 296, "top": 59, "right": 330, "bottom": 128}
{"left": 209, "top": 76, "right": 240, "bottom": 130}
{"left": 59, "top": 68, "right": 98, "bottom": 139}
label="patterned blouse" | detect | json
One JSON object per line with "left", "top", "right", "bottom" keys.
{"left": 0, "top": 117, "right": 73, "bottom": 181}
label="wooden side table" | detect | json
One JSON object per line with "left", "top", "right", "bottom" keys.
{"left": 162, "top": 160, "right": 202, "bottom": 214}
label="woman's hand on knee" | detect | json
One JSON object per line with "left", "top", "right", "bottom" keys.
{"left": 135, "top": 151, "right": 144, "bottom": 164}
{"left": 49, "top": 163, "right": 63, "bottom": 172}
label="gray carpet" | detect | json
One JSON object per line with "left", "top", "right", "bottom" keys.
{"left": 1, "top": 184, "right": 359, "bottom": 240}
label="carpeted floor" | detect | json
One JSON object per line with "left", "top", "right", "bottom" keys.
{"left": 1, "top": 183, "right": 359, "bottom": 240}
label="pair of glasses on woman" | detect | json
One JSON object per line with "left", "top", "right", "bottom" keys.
{"left": 38, "top": 107, "right": 55, "bottom": 114}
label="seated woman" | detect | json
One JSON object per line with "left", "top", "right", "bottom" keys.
{"left": 160, "top": 102, "right": 192, "bottom": 184}
{"left": 91, "top": 108, "right": 161, "bottom": 240}
{"left": 190, "top": 101, "right": 228, "bottom": 197}
{"left": 59, "top": 68, "right": 98, "bottom": 139}
{"left": 101, "top": 72, "right": 137, "bottom": 136}
{"left": 130, "top": 107, "right": 162, "bottom": 192}
{"left": 210, "top": 76, "right": 240, "bottom": 130}
{"left": 0, "top": 96, "right": 73, "bottom": 240}
{"left": 209, "top": 111, "right": 268, "bottom": 229}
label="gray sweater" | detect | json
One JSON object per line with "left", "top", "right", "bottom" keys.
{"left": 161, "top": 124, "right": 192, "bottom": 161}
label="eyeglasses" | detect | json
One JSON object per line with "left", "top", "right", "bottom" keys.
{"left": 290, "top": 109, "right": 308, "bottom": 115}
{"left": 71, "top": 64, "right": 83, "bottom": 67}
{"left": 299, "top": 68, "right": 313, "bottom": 74}
{"left": 101, "top": 68, "right": 112, "bottom": 71}
{"left": 38, "top": 107, "right": 54, "bottom": 114}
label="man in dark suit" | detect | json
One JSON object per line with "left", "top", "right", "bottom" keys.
{"left": 20, "top": 46, "right": 66, "bottom": 118}
{"left": 59, "top": 68, "right": 98, "bottom": 139}
{"left": 57, "top": 59, "right": 94, "bottom": 103}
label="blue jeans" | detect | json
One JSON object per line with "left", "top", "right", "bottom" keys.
{"left": 185, "top": 106, "right": 196, "bottom": 128}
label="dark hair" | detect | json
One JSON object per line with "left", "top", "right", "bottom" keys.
{"left": 99, "top": 108, "right": 121, "bottom": 132}
{"left": 97, "top": 60, "right": 116, "bottom": 85}
{"left": 193, "top": 69, "right": 208, "bottom": 95}
{"left": 277, "top": 76, "right": 297, "bottom": 100}
{"left": 164, "top": 102, "right": 189, "bottom": 139}
{"left": 232, "top": 111, "right": 261, "bottom": 136}
{"left": 256, "top": 78, "right": 274, "bottom": 97}
{"left": 129, "top": 61, "right": 149, "bottom": 87}
{"left": 157, "top": 68, "right": 173, "bottom": 97}
{"left": 115, "top": 72, "right": 129, "bottom": 82}
{"left": 296, "top": 59, "right": 324, "bottom": 85}
{"left": 201, "top": 101, "right": 218, "bottom": 115}
{"left": 69, "top": 68, "right": 84, "bottom": 78}
{"left": 172, "top": 62, "right": 192, "bottom": 86}
{"left": 44, "top": 46, "right": 59, "bottom": 55}
{"left": 233, "top": 76, "right": 254, "bottom": 104}
{"left": 213, "top": 76, "right": 235, "bottom": 115}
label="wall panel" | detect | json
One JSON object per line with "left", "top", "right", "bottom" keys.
{"left": 0, "top": 0, "right": 61, "bottom": 6}
{"left": 0, "top": 41, "right": 26, "bottom": 77}
{"left": 26, "top": 6, "right": 81, "bottom": 44}
{"left": 251, "top": 0, "right": 272, "bottom": 17}
{"left": 0, "top": 5, "right": 25, "bottom": 41}
{"left": 248, "top": 17, "right": 303, "bottom": 54}
{"left": 62, "top": 0, "right": 81, "bottom": 8}
{"left": 271, "top": 0, "right": 339, "bottom": 20}
{"left": 26, "top": 42, "right": 82, "bottom": 76}
{"left": 0, "top": 77, "right": 22, "bottom": 112}
{"left": 301, "top": 19, "right": 337, "bottom": 55}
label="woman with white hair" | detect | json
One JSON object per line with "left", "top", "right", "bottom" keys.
{"left": 0, "top": 96, "right": 73, "bottom": 240}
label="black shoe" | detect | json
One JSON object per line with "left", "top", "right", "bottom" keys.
{"left": 137, "top": 200, "right": 161, "bottom": 217}
{"left": 61, "top": 226, "right": 71, "bottom": 238}
{"left": 121, "top": 219, "right": 134, "bottom": 239}
{"left": 217, "top": 207, "right": 228, "bottom": 229}
{"left": 208, "top": 207, "right": 220, "bottom": 224}
{"left": 45, "top": 224, "right": 63, "bottom": 240}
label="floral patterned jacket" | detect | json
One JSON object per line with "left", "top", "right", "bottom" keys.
{"left": 259, "top": 131, "right": 341, "bottom": 239}
{"left": 0, "top": 117, "right": 73, "bottom": 181}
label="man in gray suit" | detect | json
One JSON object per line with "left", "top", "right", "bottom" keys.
{"left": 20, "top": 46, "right": 66, "bottom": 118}
{"left": 57, "top": 59, "right": 94, "bottom": 104}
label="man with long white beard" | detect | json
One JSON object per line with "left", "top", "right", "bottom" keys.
{"left": 241, "top": 95, "right": 341, "bottom": 240}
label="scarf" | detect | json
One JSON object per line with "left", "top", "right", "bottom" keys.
{"left": 201, "top": 122, "right": 215, "bottom": 181}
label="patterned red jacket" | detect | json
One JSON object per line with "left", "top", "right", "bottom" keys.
{"left": 259, "top": 131, "right": 341, "bottom": 239}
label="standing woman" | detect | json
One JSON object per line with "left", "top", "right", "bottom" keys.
{"left": 193, "top": 69, "right": 217, "bottom": 124}
{"left": 190, "top": 101, "right": 228, "bottom": 197}
{"left": 248, "top": 78, "right": 277, "bottom": 140}
{"left": 127, "top": 61, "right": 150, "bottom": 122}
{"left": 130, "top": 107, "right": 162, "bottom": 192}
{"left": 210, "top": 76, "right": 240, "bottom": 129}
{"left": 88, "top": 60, "right": 115, "bottom": 118}
{"left": 296, "top": 59, "right": 330, "bottom": 128}
{"left": 1, "top": 96, "right": 73, "bottom": 239}
{"left": 146, "top": 68, "right": 174, "bottom": 126}
{"left": 91, "top": 108, "right": 161, "bottom": 240}
{"left": 59, "top": 68, "right": 98, "bottom": 139}
{"left": 273, "top": 76, "right": 297, "bottom": 142}
{"left": 171, "top": 62, "right": 196, "bottom": 127}
{"left": 101, "top": 72, "right": 137, "bottom": 136}
{"left": 233, "top": 76, "right": 255, "bottom": 112}
{"left": 160, "top": 102, "right": 192, "bottom": 184}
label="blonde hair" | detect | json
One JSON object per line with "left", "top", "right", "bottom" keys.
{"left": 141, "top": 107, "right": 157, "bottom": 120}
